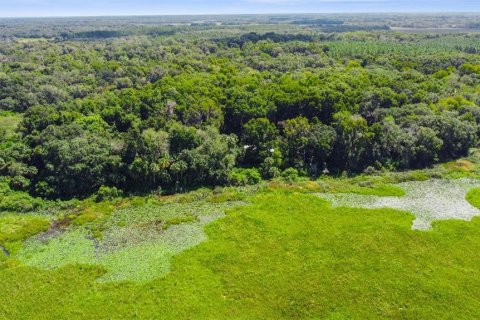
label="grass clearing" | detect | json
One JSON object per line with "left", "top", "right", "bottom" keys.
{"left": 0, "top": 112, "right": 21, "bottom": 141}
{"left": 16, "top": 37, "right": 52, "bottom": 43}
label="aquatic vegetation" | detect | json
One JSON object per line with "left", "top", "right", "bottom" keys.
{"left": 17, "top": 228, "right": 96, "bottom": 268}
{"left": 319, "top": 178, "right": 480, "bottom": 230}
{"left": 16, "top": 200, "right": 243, "bottom": 282}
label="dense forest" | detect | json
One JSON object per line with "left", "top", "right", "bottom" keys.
{"left": 1, "top": 16, "right": 480, "bottom": 199}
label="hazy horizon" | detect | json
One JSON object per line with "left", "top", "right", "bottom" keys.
{"left": 1, "top": 0, "right": 479, "bottom": 18}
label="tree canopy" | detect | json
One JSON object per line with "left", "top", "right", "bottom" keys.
{"left": 1, "top": 20, "right": 479, "bottom": 199}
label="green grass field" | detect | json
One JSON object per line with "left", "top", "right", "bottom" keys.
{"left": 0, "top": 112, "right": 21, "bottom": 141}
{"left": 1, "top": 179, "right": 480, "bottom": 319}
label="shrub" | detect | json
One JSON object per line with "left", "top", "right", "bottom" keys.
{"left": 95, "top": 186, "right": 123, "bottom": 202}
{"left": 228, "top": 168, "right": 262, "bottom": 186}
{"left": 9, "top": 176, "right": 31, "bottom": 190}
{"left": 177, "top": 188, "right": 213, "bottom": 203}
{"left": 363, "top": 166, "right": 378, "bottom": 175}
{"left": 0, "top": 180, "right": 11, "bottom": 195}
{"left": 281, "top": 168, "right": 300, "bottom": 183}
{"left": 208, "top": 187, "right": 247, "bottom": 203}
{"left": 0, "top": 192, "right": 44, "bottom": 213}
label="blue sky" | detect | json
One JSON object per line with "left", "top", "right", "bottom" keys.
{"left": 1, "top": 0, "right": 479, "bottom": 17}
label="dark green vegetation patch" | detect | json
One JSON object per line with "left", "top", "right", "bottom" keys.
{"left": 1, "top": 16, "right": 480, "bottom": 200}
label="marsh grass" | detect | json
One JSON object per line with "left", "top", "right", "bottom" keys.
{"left": 319, "top": 178, "right": 480, "bottom": 230}
{"left": 0, "top": 214, "right": 50, "bottom": 254}
{"left": 4, "top": 190, "right": 480, "bottom": 319}
{"left": 268, "top": 177, "right": 406, "bottom": 196}
{"left": 15, "top": 198, "right": 244, "bottom": 282}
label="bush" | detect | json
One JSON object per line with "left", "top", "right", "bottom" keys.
{"left": 363, "top": 166, "right": 378, "bottom": 175}
{"left": 95, "top": 186, "right": 123, "bottom": 202}
{"left": 0, "top": 180, "right": 11, "bottom": 195}
{"left": 228, "top": 168, "right": 262, "bottom": 186}
{"left": 281, "top": 168, "right": 300, "bottom": 183}
{"left": 9, "top": 176, "right": 31, "bottom": 191}
{"left": 177, "top": 188, "right": 213, "bottom": 203}
{"left": 0, "top": 192, "right": 44, "bottom": 212}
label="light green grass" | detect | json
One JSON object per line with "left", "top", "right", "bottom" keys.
{"left": 268, "top": 177, "right": 406, "bottom": 196}
{"left": 0, "top": 214, "right": 50, "bottom": 254}
{"left": 16, "top": 38, "right": 51, "bottom": 43}
{"left": 2, "top": 189, "right": 480, "bottom": 319}
{"left": 0, "top": 112, "right": 21, "bottom": 140}
{"left": 316, "top": 177, "right": 406, "bottom": 196}
{"left": 467, "top": 187, "right": 480, "bottom": 209}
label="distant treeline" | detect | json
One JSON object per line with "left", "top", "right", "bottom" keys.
{"left": 60, "top": 30, "right": 128, "bottom": 39}
{"left": 59, "top": 28, "right": 177, "bottom": 40}
{"left": 320, "top": 25, "right": 391, "bottom": 32}
{"left": 292, "top": 19, "right": 344, "bottom": 25}
{"left": 215, "top": 32, "right": 317, "bottom": 47}
{"left": 0, "top": 14, "right": 479, "bottom": 39}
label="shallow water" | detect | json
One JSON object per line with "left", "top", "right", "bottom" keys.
{"left": 318, "top": 178, "right": 480, "bottom": 230}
